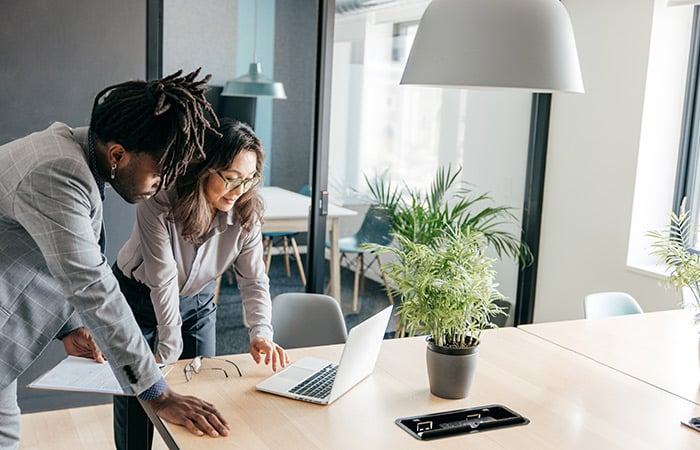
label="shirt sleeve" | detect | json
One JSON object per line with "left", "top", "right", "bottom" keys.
{"left": 233, "top": 223, "right": 274, "bottom": 343}
{"left": 132, "top": 199, "right": 184, "bottom": 364}
{"left": 13, "top": 158, "right": 162, "bottom": 395}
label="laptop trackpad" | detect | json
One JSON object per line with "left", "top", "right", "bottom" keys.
{"left": 280, "top": 366, "right": 316, "bottom": 381}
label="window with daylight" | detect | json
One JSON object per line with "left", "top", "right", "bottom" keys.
{"left": 328, "top": 0, "right": 533, "bottom": 320}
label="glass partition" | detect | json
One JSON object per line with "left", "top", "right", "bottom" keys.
{"left": 329, "top": 1, "right": 532, "bottom": 324}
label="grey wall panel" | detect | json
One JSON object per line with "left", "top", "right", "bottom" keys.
{"left": 0, "top": 0, "right": 147, "bottom": 143}
{"left": 271, "top": 0, "right": 317, "bottom": 191}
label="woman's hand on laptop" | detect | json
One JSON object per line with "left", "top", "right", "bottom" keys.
{"left": 250, "top": 338, "right": 290, "bottom": 372}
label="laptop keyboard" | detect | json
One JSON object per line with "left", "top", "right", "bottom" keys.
{"left": 289, "top": 363, "right": 338, "bottom": 399}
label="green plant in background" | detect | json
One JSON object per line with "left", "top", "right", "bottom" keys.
{"left": 374, "top": 227, "right": 504, "bottom": 348}
{"left": 366, "top": 165, "right": 532, "bottom": 265}
{"left": 646, "top": 202, "right": 700, "bottom": 323}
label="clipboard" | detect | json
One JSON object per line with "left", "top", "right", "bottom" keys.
{"left": 28, "top": 355, "right": 172, "bottom": 396}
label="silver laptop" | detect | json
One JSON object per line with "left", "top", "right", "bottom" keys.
{"left": 256, "top": 305, "right": 393, "bottom": 405}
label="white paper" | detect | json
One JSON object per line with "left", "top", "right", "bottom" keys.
{"left": 28, "top": 355, "right": 126, "bottom": 395}
{"left": 28, "top": 356, "right": 173, "bottom": 396}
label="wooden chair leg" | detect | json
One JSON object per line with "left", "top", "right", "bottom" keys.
{"left": 225, "top": 266, "right": 233, "bottom": 285}
{"left": 359, "top": 252, "right": 366, "bottom": 295}
{"left": 375, "top": 254, "right": 394, "bottom": 305}
{"left": 282, "top": 236, "right": 291, "bottom": 277}
{"left": 264, "top": 237, "right": 273, "bottom": 274}
{"left": 325, "top": 252, "right": 348, "bottom": 296}
{"left": 352, "top": 253, "right": 363, "bottom": 312}
{"left": 289, "top": 236, "right": 306, "bottom": 286}
{"left": 397, "top": 323, "right": 406, "bottom": 338}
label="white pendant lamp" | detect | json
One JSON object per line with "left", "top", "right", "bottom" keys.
{"left": 666, "top": 1, "right": 700, "bottom": 6}
{"left": 222, "top": 0, "right": 287, "bottom": 99}
{"left": 401, "top": 0, "right": 585, "bottom": 93}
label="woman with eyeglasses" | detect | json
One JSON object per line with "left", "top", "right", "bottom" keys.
{"left": 112, "top": 118, "right": 289, "bottom": 450}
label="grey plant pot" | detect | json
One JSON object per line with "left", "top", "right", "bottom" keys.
{"left": 426, "top": 337, "right": 479, "bottom": 399}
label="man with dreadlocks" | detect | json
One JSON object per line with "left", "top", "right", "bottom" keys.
{"left": 0, "top": 69, "right": 230, "bottom": 449}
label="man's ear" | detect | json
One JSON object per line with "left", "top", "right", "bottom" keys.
{"left": 107, "top": 143, "right": 129, "bottom": 167}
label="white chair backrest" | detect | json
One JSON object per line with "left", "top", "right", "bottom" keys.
{"left": 583, "top": 291, "right": 643, "bottom": 319}
{"left": 271, "top": 293, "right": 348, "bottom": 349}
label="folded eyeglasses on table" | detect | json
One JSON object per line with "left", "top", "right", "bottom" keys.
{"left": 183, "top": 356, "right": 242, "bottom": 382}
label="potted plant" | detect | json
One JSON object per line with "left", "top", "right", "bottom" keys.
{"left": 373, "top": 227, "right": 504, "bottom": 399}
{"left": 647, "top": 202, "right": 700, "bottom": 324}
{"left": 365, "top": 165, "right": 532, "bottom": 264}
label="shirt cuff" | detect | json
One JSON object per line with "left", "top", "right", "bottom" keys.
{"left": 55, "top": 315, "right": 84, "bottom": 340}
{"left": 137, "top": 377, "right": 167, "bottom": 401}
{"left": 156, "top": 325, "right": 184, "bottom": 365}
{"left": 249, "top": 323, "right": 274, "bottom": 342}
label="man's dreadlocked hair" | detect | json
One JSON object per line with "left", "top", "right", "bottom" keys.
{"left": 89, "top": 68, "right": 220, "bottom": 189}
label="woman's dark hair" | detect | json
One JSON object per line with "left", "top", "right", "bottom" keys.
{"left": 89, "top": 68, "right": 219, "bottom": 189}
{"left": 169, "top": 118, "right": 265, "bottom": 243}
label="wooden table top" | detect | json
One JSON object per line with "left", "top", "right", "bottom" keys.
{"left": 519, "top": 309, "right": 700, "bottom": 405}
{"left": 161, "top": 327, "right": 700, "bottom": 449}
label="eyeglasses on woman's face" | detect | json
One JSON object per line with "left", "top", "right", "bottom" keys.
{"left": 215, "top": 170, "right": 261, "bottom": 191}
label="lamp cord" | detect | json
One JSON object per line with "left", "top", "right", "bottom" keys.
{"left": 253, "top": 0, "right": 258, "bottom": 63}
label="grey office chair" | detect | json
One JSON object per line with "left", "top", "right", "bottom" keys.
{"left": 583, "top": 291, "right": 643, "bottom": 319}
{"left": 271, "top": 293, "right": 348, "bottom": 349}
{"left": 491, "top": 299, "right": 512, "bottom": 328}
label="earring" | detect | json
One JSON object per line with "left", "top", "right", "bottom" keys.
{"left": 110, "top": 164, "right": 117, "bottom": 180}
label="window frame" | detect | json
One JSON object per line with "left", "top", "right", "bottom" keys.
{"left": 675, "top": 7, "right": 700, "bottom": 224}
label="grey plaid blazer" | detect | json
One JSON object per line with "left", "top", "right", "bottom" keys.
{"left": 0, "top": 122, "right": 161, "bottom": 395}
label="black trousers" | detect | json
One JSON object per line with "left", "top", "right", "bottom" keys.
{"left": 111, "top": 265, "right": 217, "bottom": 450}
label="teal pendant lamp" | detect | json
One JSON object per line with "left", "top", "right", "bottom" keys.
{"left": 222, "top": 62, "right": 287, "bottom": 98}
{"left": 401, "top": 0, "right": 584, "bottom": 93}
{"left": 222, "top": 0, "right": 287, "bottom": 99}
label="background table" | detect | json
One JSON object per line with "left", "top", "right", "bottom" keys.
{"left": 519, "top": 309, "right": 700, "bottom": 405}
{"left": 260, "top": 186, "right": 356, "bottom": 301}
{"left": 159, "top": 328, "right": 700, "bottom": 449}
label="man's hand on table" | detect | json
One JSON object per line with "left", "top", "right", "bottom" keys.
{"left": 147, "top": 387, "right": 230, "bottom": 437}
